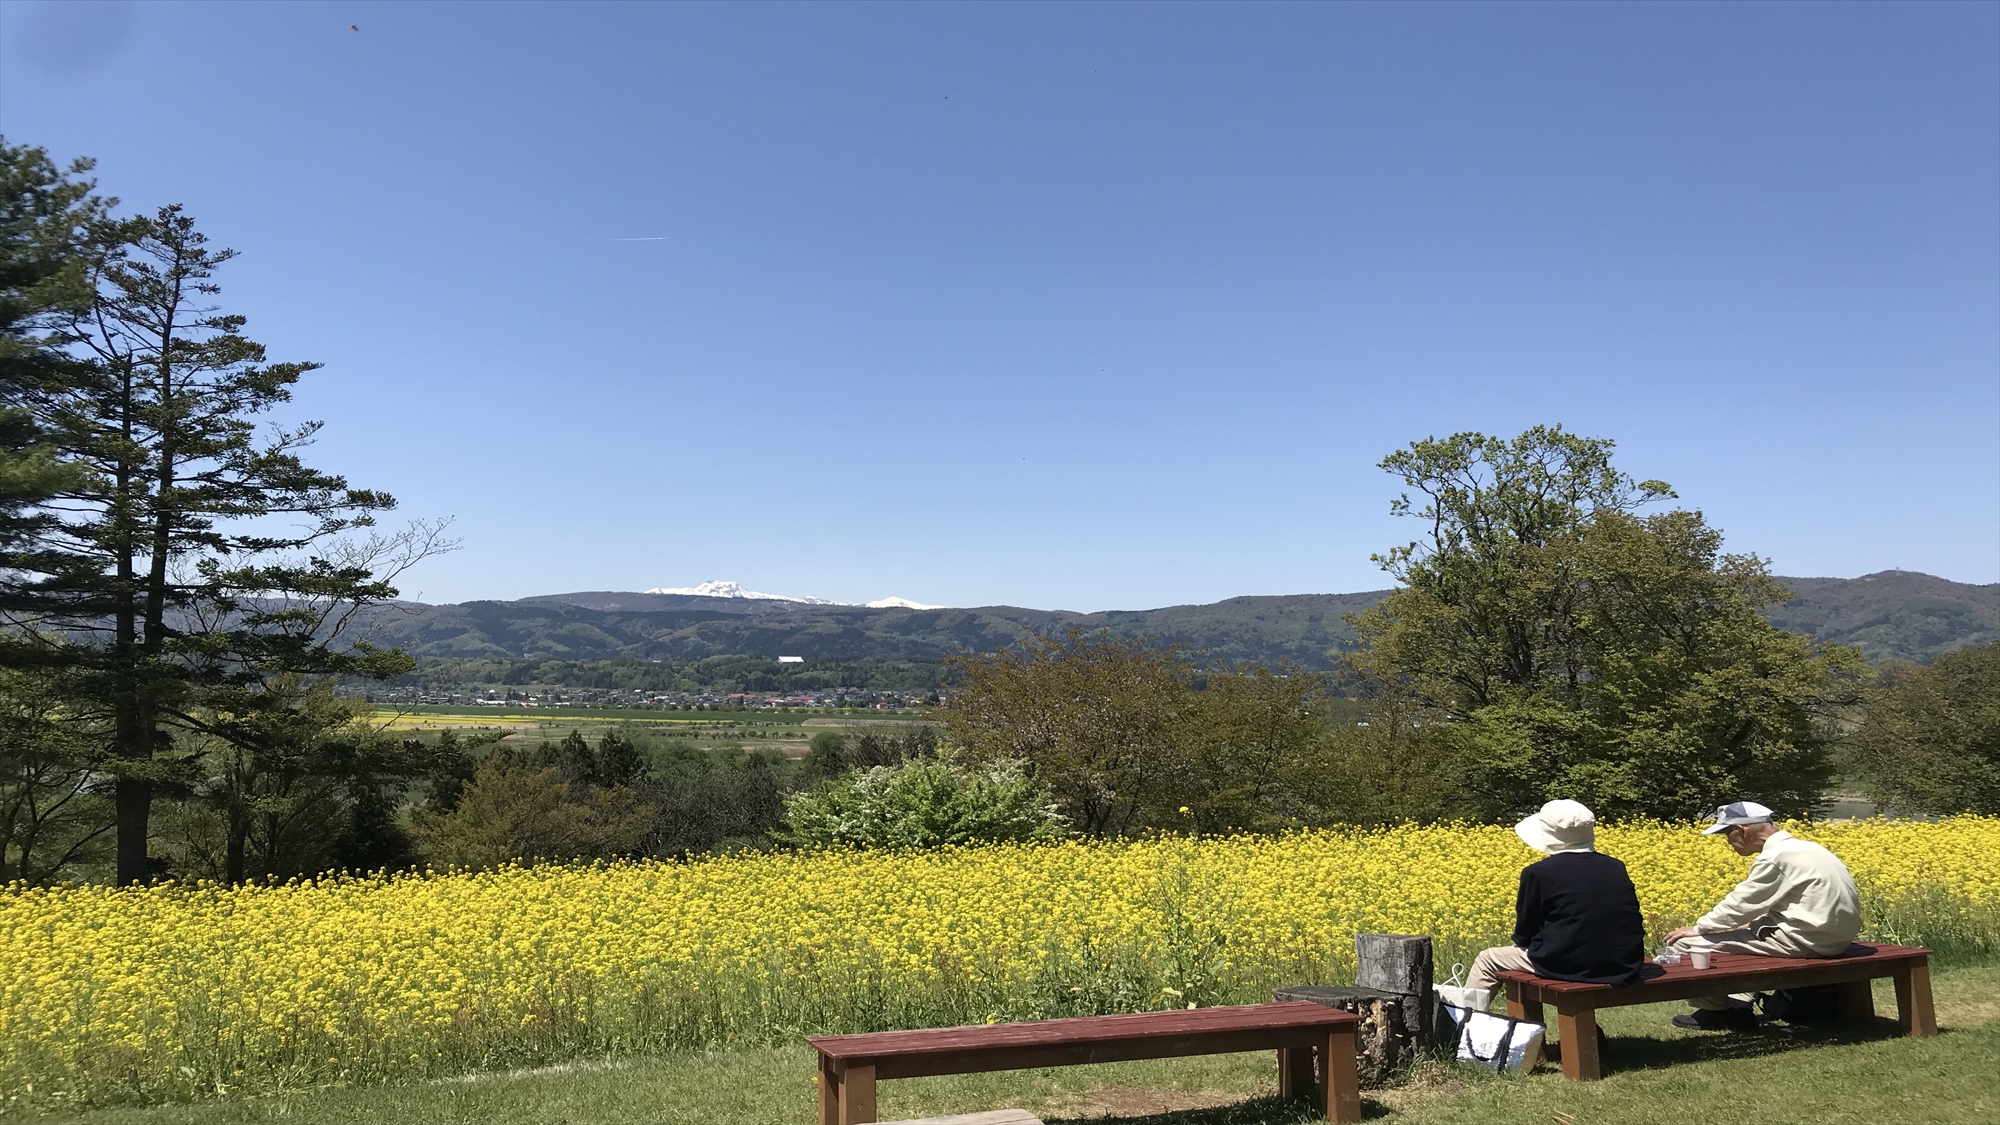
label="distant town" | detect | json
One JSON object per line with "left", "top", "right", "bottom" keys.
{"left": 351, "top": 685, "right": 937, "bottom": 711}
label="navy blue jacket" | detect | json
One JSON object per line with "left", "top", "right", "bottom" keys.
{"left": 1512, "top": 851, "right": 1648, "bottom": 986}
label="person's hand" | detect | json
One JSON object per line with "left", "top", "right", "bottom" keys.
{"left": 1663, "top": 926, "right": 1698, "bottom": 944}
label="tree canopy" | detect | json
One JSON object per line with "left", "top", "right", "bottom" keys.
{"left": 1846, "top": 643, "right": 2000, "bottom": 816}
{"left": 1350, "top": 426, "right": 1862, "bottom": 821}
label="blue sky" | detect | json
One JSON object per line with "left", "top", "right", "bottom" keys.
{"left": 3, "top": 1, "right": 1995, "bottom": 610}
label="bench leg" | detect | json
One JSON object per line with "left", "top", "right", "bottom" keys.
{"left": 1556, "top": 1002, "right": 1601, "bottom": 1081}
{"left": 1895, "top": 961, "right": 1938, "bottom": 1037}
{"left": 1279, "top": 1045, "right": 1315, "bottom": 1101}
{"left": 836, "top": 1063, "right": 875, "bottom": 1124}
{"left": 1505, "top": 983, "right": 1542, "bottom": 1031}
{"left": 1835, "top": 979, "right": 1874, "bottom": 1025}
{"left": 818, "top": 1055, "right": 839, "bottom": 1125}
{"left": 1321, "top": 1027, "right": 1361, "bottom": 1123}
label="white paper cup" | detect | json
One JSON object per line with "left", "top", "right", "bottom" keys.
{"left": 1691, "top": 949, "right": 1713, "bottom": 970}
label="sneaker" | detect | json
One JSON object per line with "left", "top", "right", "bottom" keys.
{"left": 1672, "top": 1007, "right": 1757, "bottom": 1032}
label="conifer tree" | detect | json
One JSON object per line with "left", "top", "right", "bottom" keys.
{"left": 8, "top": 192, "right": 419, "bottom": 883}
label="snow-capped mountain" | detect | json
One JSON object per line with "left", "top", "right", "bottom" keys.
{"left": 643, "top": 581, "right": 941, "bottom": 610}
{"left": 643, "top": 580, "right": 844, "bottom": 604}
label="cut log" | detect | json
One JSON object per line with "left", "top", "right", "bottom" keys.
{"left": 1354, "top": 933, "right": 1432, "bottom": 997}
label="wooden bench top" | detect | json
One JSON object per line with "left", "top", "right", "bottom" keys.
{"left": 1494, "top": 941, "right": 1937, "bottom": 1082}
{"left": 1496, "top": 942, "right": 1930, "bottom": 1007}
{"left": 809, "top": 1002, "right": 1358, "bottom": 1078}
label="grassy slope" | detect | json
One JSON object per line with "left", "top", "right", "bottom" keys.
{"left": 41, "top": 967, "right": 1998, "bottom": 1125}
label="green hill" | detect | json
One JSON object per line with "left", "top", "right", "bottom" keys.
{"left": 359, "top": 590, "right": 1388, "bottom": 670}
{"left": 357, "top": 570, "right": 1996, "bottom": 671}
{"left": 1763, "top": 569, "right": 2000, "bottom": 663}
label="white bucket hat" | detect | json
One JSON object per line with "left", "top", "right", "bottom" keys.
{"left": 1515, "top": 799, "right": 1596, "bottom": 854}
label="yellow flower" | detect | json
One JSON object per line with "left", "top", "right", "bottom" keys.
{"left": 3, "top": 818, "right": 1993, "bottom": 1098}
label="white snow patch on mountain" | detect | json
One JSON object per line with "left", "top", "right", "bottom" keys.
{"left": 643, "top": 580, "right": 843, "bottom": 604}
{"left": 643, "top": 581, "right": 943, "bottom": 610}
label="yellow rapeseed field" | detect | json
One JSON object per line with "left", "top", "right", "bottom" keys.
{"left": 3, "top": 818, "right": 1996, "bottom": 1099}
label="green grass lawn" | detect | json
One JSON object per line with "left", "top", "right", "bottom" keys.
{"left": 29, "top": 967, "right": 1998, "bottom": 1125}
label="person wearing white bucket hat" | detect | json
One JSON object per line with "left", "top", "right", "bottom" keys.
{"left": 1462, "top": 800, "right": 1648, "bottom": 999}
{"left": 1660, "top": 801, "right": 1863, "bottom": 1031}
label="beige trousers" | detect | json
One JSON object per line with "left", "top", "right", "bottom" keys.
{"left": 1465, "top": 945, "right": 1534, "bottom": 995}
{"left": 1672, "top": 926, "right": 1824, "bottom": 1010}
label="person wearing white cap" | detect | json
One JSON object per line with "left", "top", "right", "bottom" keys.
{"left": 1660, "top": 801, "right": 1864, "bottom": 1031}
{"left": 1463, "top": 799, "right": 1648, "bottom": 999}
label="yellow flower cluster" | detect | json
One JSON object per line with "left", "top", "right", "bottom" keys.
{"left": 3, "top": 818, "right": 1995, "bottom": 1098}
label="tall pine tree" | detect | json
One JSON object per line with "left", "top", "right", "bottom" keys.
{"left": 8, "top": 183, "right": 418, "bottom": 883}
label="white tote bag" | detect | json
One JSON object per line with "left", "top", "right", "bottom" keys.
{"left": 1440, "top": 1004, "right": 1545, "bottom": 1074}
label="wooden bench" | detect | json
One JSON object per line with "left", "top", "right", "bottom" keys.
{"left": 807, "top": 1002, "right": 1363, "bottom": 1125}
{"left": 1496, "top": 941, "right": 1937, "bottom": 1081}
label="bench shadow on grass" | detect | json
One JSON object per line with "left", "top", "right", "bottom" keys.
{"left": 1034, "top": 1018, "right": 1939, "bottom": 1125}
{"left": 1586, "top": 1013, "right": 1920, "bottom": 1073}
{"left": 1043, "top": 1095, "right": 1327, "bottom": 1125}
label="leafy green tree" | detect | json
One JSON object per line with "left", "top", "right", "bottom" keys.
{"left": 414, "top": 758, "right": 654, "bottom": 870}
{"left": 1290, "top": 695, "right": 1476, "bottom": 827}
{"left": 944, "top": 630, "right": 1199, "bottom": 836}
{"left": 0, "top": 660, "right": 113, "bottom": 883}
{"left": 176, "top": 679, "right": 434, "bottom": 884}
{"left": 782, "top": 752, "right": 1067, "bottom": 849}
{"left": 804, "top": 724, "right": 938, "bottom": 779}
{"left": 416, "top": 729, "right": 486, "bottom": 814}
{"left": 1352, "top": 426, "right": 1861, "bottom": 821}
{"left": 1846, "top": 643, "right": 2000, "bottom": 815}
{"left": 553, "top": 729, "right": 596, "bottom": 782}
{"left": 594, "top": 728, "right": 647, "bottom": 788}
{"left": 638, "top": 744, "right": 798, "bottom": 857}
{"left": 1180, "top": 664, "right": 1328, "bottom": 833}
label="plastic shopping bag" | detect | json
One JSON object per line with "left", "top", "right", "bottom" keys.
{"left": 1433, "top": 962, "right": 1492, "bottom": 1013}
{"left": 1434, "top": 984, "right": 1493, "bottom": 1010}
{"left": 1439, "top": 1004, "right": 1545, "bottom": 1074}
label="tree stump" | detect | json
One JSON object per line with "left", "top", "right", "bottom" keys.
{"left": 1270, "top": 985, "right": 1415, "bottom": 1087}
{"left": 1274, "top": 933, "right": 1438, "bottom": 1087}
{"left": 1354, "top": 932, "right": 1434, "bottom": 1051}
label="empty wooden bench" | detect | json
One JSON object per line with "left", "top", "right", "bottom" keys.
{"left": 1496, "top": 941, "right": 1937, "bottom": 1081}
{"left": 807, "top": 1002, "right": 1363, "bottom": 1125}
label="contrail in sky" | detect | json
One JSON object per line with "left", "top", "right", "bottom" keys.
{"left": 606, "top": 236, "right": 665, "bottom": 242}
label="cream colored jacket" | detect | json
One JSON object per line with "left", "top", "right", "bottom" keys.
{"left": 1695, "top": 831, "right": 1863, "bottom": 955}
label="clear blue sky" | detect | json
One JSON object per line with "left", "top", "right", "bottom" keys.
{"left": 4, "top": 1, "right": 1995, "bottom": 610}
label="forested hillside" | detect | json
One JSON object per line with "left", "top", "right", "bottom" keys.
{"left": 1763, "top": 570, "right": 2000, "bottom": 663}
{"left": 359, "top": 591, "right": 1389, "bottom": 670}
{"left": 357, "top": 570, "right": 1997, "bottom": 670}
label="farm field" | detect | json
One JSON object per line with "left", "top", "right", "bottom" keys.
{"left": 374, "top": 704, "right": 931, "bottom": 723}
{"left": 366, "top": 704, "right": 931, "bottom": 755}
{"left": 3, "top": 819, "right": 1994, "bottom": 1118}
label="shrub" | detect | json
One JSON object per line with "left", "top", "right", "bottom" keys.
{"left": 783, "top": 753, "right": 1067, "bottom": 849}
{"left": 414, "top": 760, "right": 653, "bottom": 869}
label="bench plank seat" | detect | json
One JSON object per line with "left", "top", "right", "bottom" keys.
{"left": 1496, "top": 941, "right": 1935, "bottom": 1081}
{"left": 808, "top": 1002, "right": 1361, "bottom": 1125}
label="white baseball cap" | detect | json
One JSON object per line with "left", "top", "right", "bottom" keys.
{"left": 1702, "top": 800, "right": 1776, "bottom": 835}
{"left": 1514, "top": 799, "right": 1596, "bottom": 854}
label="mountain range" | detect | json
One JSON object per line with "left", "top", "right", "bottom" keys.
{"left": 357, "top": 570, "right": 1998, "bottom": 669}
